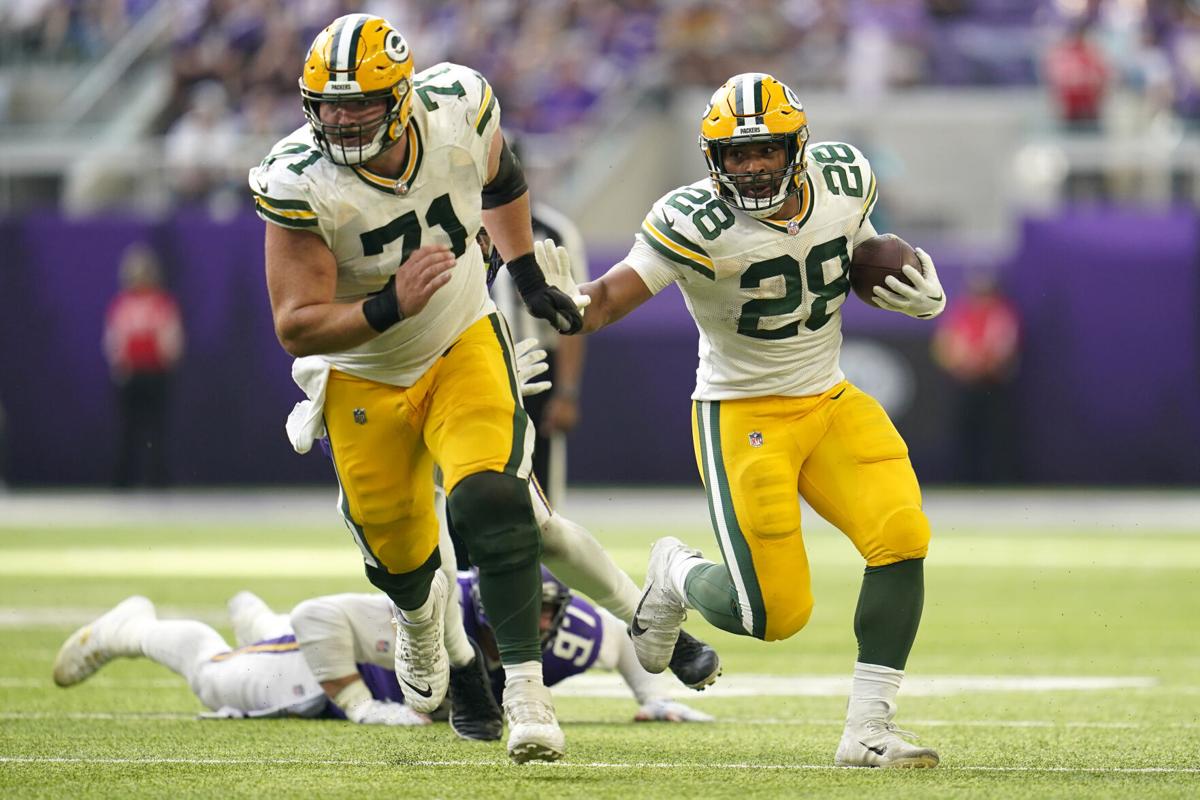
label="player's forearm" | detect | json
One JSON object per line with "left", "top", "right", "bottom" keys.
{"left": 319, "top": 674, "right": 362, "bottom": 702}
{"left": 480, "top": 191, "right": 535, "bottom": 263}
{"left": 273, "top": 300, "right": 380, "bottom": 357}
{"left": 578, "top": 268, "right": 648, "bottom": 333}
{"left": 552, "top": 333, "right": 585, "bottom": 397}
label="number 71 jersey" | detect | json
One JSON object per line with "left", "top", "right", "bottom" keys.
{"left": 248, "top": 62, "right": 499, "bottom": 387}
{"left": 625, "top": 141, "right": 879, "bottom": 401}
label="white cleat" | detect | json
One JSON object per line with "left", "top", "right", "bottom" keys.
{"left": 629, "top": 536, "right": 696, "bottom": 674}
{"left": 835, "top": 719, "right": 940, "bottom": 768}
{"left": 392, "top": 570, "right": 451, "bottom": 714}
{"left": 52, "top": 596, "right": 155, "bottom": 687}
{"left": 503, "top": 678, "right": 566, "bottom": 764}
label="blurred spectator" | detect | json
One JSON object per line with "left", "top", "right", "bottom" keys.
{"left": 163, "top": 81, "right": 241, "bottom": 209}
{"left": 931, "top": 274, "right": 1021, "bottom": 484}
{"left": 1044, "top": 20, "right": 1111, "bottom": 130}
{"left": 1171, "top": 2, "right": 1200, "bottom": 124}
{"left": 103, "top": 243, "right": 184, "bottom": 489}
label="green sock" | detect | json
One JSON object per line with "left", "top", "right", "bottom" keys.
{"left": 477, "top": 562, "right": 543, "bottom": 665}
{"left": 853, "top": 558, "right": 925, "bottom": 670}
{"left": 684, "top": 562, "right": 750, "bottom": 636}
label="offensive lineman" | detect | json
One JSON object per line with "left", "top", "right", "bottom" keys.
{"left": 252, "top": 15, "right": 584, "bottom": 762}
{"left": 541, "top": 73, "right": 946, "bottom": 768}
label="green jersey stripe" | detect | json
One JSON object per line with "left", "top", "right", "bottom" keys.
{"left": 255, "top": 203, "right": 318, "bottom": 229}
{"left": 642, "top": 224, "right": 716, "bottom": 279}
{"left": 648, "top": 213, "right": 710, "bottom": 260}
{"left": 253, "top": 194, "right": 314, "bottom": 212}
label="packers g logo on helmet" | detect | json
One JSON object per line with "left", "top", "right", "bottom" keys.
{"left": 300, "top": 14, "right": 415, "bottom": 166}
{"left": 698, "top": 73, "right": 810, "bottom": 219}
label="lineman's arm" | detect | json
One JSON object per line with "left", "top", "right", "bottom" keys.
{"left": 479, "top": 126, "right": 533, "bottom": 264}
{"left": 265, "top": 224, "right": 454, "bottom": 357}
{"left": 480, "top": 126, "right": 583, "bottom": 333}
{"left": 577, "top": 263, "right": 654, "bottom": 334}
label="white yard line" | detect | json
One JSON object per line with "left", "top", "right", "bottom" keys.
{"left": 0, "top": 755, "right": 1197, "bottom": 774}
{"left": 549, "top": 673, "right": 1159, "bottom": 697}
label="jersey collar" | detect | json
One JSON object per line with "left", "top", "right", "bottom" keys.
{"left": 351, "top": 121, "right": 424, "bottom": 195}
{"left": 754, "top": 172, "right": 814, "bottom": 234}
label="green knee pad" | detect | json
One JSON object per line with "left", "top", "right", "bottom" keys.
{"left": 365, "top": 549, "right": 440, "bottom": 611}
{"left": 447, "top": 472, "right": 542, "bottom": 572}
{"left": 448, "top": 472, "right": 544, "bottom": 664}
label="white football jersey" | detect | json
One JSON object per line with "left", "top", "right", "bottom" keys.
{"left": 248, "top": 62, "right": 501, "bottom": 386}
{"left": 625, "top": 141, "right": 880, "bottom": 400}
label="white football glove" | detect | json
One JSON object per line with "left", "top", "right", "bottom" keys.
{"left": 633, "top": 698, "right": 714, "bottom": 723}
{"left": 534, "top": 238, "right": 591, "bottom": 315}
{"left": 335, "top": 680, "right": 429, "bottom": 726}
{"left": 349, "top": 698, "right": 430, "bottom": 726}
{"left": 514, "top": 337, "right": 551, "bottom": 397}
{"left": 871, "top": 247, "right": 946, "bottom": 319}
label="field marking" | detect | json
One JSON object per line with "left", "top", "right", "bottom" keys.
{"left": 3, "top": 711, "right": 1199, "bottom": 730}
{"left": 1, "top": 755, "right": 1197, "bottom": 775}
{"left": 0, "top": 674, "right": 1159, "bottom": 696}
{"left": 550, "top": 673, "right": 1158, "bottom": 697}
{"left": 3, "top": 488, "right": 1200, "bottom": 531}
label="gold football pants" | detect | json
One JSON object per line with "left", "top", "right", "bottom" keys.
{"left": 691, "top": 381, "right": 930, "bottom": 641}
{"left": 323, "top": 313, "right": 534, "bottom": 576}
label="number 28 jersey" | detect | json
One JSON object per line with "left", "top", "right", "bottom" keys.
{"left": 625, "top": 142, "right": 879, "bottom": 401}
{"left": 248, "top": 62, "right": 500, "bottom": 387}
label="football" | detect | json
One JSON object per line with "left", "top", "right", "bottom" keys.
{"left": 849, "top": 233, "right": 922, "bottom": 306}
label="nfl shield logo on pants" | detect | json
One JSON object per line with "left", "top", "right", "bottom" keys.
{"left": 353, "top": 408, "right": 367, "bottom": 425}
{"left": 748, "top": 431, "right": 764, "bottom": 448}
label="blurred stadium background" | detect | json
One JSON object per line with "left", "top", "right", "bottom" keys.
{"left": 1, "top": 0, "right": 1198, "bottom": 489}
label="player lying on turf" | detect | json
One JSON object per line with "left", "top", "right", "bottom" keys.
{"left": 51, "top": 575, "right": 713, "bottom": 727}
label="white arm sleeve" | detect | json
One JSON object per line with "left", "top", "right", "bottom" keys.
{"left": 290, "top": 596, "right": 360, "bottom": 684}
{"left": 597, "top": 608, "right": 673, "bottom": 705}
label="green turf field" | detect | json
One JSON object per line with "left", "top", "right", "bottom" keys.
{"left": 2, "top": 492, "right": 1199, "bottom": 798}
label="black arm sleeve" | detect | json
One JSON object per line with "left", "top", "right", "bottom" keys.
{"left": 481, "top": 137, "right": 528, "bottom": 209}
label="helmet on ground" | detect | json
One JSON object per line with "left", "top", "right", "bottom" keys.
{"left": 698, "top": 73, "right": 809, "bottom": 218}
{"left": 299, "top": 14, "right": 414, "bottom": 165}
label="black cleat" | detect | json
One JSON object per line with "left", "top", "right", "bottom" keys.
{"left": 447, "top": 640, "right": 503, "bottom": 741}
{"left": 669, "top": 629, "right": 721, "bottom": 690}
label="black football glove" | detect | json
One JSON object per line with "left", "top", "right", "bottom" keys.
{"left": 506, "top": 251, "right": 585, "bottom": 334}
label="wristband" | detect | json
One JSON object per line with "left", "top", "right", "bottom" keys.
{"left": 506, "top": 252, "right": 546, "bottom": 299}
{"left": 362, "top": 278, "right": 403, "bottom": 332}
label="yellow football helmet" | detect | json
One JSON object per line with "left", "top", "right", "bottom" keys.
{"left": 299, "top": 14, "right": 414, "bottom": 166}
{"left": 699, "top": 73, "right": 809, "bottom": 218}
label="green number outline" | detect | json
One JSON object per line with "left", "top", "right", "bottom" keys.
{"left": 736, "top": 236, "right": 850, "bottom": 338}
{"left": 665, "top": 188, "right": 735, "bottom": 242}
